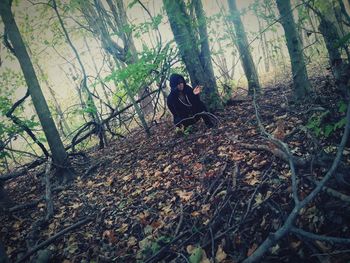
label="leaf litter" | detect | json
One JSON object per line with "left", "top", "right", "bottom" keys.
{"left": 1, "top": 75, "right": 350, "bottom": 262}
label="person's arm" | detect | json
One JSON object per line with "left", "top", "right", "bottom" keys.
{"left": 185, "top": 85, "right": 201, "bottom": 102}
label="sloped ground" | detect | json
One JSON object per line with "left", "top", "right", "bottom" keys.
{"left": 1, "top": 74, "right": 350, "bottom": 263}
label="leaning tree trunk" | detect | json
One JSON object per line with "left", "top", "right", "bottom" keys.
{"left": 163, "top": 0, "right": 222, "bottom": 110}
{"left": 227, "top": 0, "right": 261, "bottom": 95}
{"left": 0, "top": 0, "right": 73, "bottom": 181}
{"left": 276, "top": 0, "right": 311, "bottom": 100}
{"left": 317, "top": 12, "right": 349, "bottom": 99}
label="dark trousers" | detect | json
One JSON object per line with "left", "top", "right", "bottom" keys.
{"left": 177, "top": 102, "right": 213, "bottom": 128}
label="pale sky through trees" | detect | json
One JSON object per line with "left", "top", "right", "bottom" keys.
{"left": 1, "top": 0, "right": 278, "bottom": 107}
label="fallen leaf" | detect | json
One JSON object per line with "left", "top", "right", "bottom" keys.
{"left": 247, "top": 243, "right": 258, "bottom": 257}
{"left": 127, "top": 236, "right": 137, "bottom": 247}
{"left": 215, "top": 244, "right": 227, "bottom": 262}
{"left": 193, "top": 163, "right": 203, "bottom": 172}
{"left": 163, "top": 165, "right": 172, "bottom": 173}
{"left": 102, "top": 230, "right": 117, "bottom": 244}
{"left": 176, "top": 190, "right": 193, "bottom": 202}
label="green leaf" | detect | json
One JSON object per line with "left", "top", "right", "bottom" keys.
{"left": 324, "top": 124, "right": 334, "bottom": 137}
{"left": 335, "top": 32, "right": 350, "bottom": 49}
{"left": 338, "top": 101, "right": 347, "bottom": 113}
{"left": 189, "top": 247, "right": 202, "bottom": 263}
{"left": 334, "top": 117, "right": 346, "bottom": 130}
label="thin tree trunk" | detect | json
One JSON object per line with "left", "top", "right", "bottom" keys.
{"left": 257, "top": 16, "right": 270, "bottom": 73}
{"left": 227, "top": 0, "right": 261, "bottom": 95}
{"left": 318, "top": 14, "right": 349, "bottom": 99}
{"left": 163, "top": 0, "right": 222, "bottom": 110}
{"left": 276, "top": 0, "right": 311, "bottom": 100}
{"left": 34, "top": 62, "right": 71, "bottom": 136}
{"left": 83, "top": 37, "right": 112, "bottom": 107}
{"left": 81, "top": 0, "right": 151, "bottom": 136}
{"left": 52, "top": 0, "right": 106, "bottom": 147}
{"left": 0, "top": 0, "right": 73, "bottom": 181}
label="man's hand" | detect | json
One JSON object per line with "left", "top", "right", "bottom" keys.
{"left": 193, "top": 85, "right": 203, "bottom": 95}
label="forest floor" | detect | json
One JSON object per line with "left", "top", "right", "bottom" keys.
{"left": 1, "top": 72, "right": 350, "bottom": 263}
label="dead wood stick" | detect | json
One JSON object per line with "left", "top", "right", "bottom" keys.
{"left": 0, "top": 159, "right": 46, "bottom": 182}
{"left": 243, "top": 99, "right": 350, "bottom": 263}
{"left": 306, "top": 178, "right": 350, "bottom": 203}
{"left": 44, "top": 158, "right": 53, "bottom": 220}
{"left": 291, "top": 227, "right": 350, "bottom": 244}
{"left": 16, "top": 217, "right": 93, "bottom": 263}
{"left": 8, "top": 199, "right": 43, "bottom": 213}
{"left": 174, "top": 203, "right": 183, "bottom": 236}
{"left": 240, "top": 143, "right": 307, "bottom": 166}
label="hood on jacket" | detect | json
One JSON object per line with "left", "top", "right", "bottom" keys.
{"left": 169, "top": 73, "right": 186, "bottom": 90}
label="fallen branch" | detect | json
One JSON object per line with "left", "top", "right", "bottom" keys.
{"left": 0, "top": 159, "right": 46, "bottom": 182}
{"left": 16, "top": 217, "right": 93, "bottom": 263}
{"left": 240, "top": 142, "right": 307, "bottom": 166}
{"left": 243, "top": 98, "right": 350, "bottom": 263}
{"left": 8, "top": 198, "right": 43, "bottom": 213}
{"left": 291, "top": 227, "right": 350, "bottom": 244}
{"left": 306, "top": 177, "right": 350, "bottom": 203}
{"left": 174, "top": 203, "right": 183, "bottom": 236}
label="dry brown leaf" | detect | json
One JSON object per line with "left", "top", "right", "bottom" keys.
{"left": 215, "top": 244, "right": 227, "bottom": 262}
{"left": 127, "top": 236, "right": 137, "bottom": 247}
{"left": 176, "top": 190, "right": 193, "bottom": 202}
{"left": 154, "top": 171, "right": 162, "bottom": 177}
{"left": 163, "top": 165, "right": 172, "bottom": 173}
{"left": 247, "top": 243, "right": 258, "bottom": 257}
{"left": 193, "top": 162, "right": 203, "bottom": 171}
{"left": 102, "top": 230, "right": 117, "bottom": 244}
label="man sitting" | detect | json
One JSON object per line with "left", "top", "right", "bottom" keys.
{"left": 167, "top": 73, "right": 214, "bottom": 129}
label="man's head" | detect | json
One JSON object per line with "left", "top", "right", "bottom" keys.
{"left": 170, "top": 73, "right": 186, "bottom": 91}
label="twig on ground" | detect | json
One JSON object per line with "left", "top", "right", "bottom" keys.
{"left": 306, "top": 177, "right": 350, "bottom": 203}
{"left": 174, "top": 203, "right": 184, "bottom": 236}
{"left": 243, "top": 98, "right": 350, "bottom": 263}
{"left": 8, "top": 199, "right": 43, "bottom": 213}
{"left": 16, "top": 217, "right": 93, "bottom": 263}
{"left": 291, "top": 227, "right": 350, "bottom": 244}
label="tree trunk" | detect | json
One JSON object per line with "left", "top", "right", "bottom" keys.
{"left": 276, "top": 0, "right": 311, "bottom": 100}
{"left": 34, "top": 62, "right": 71, "bottom": 136}
{"left": 318, "top": 15, "right": 349, "bottom": 99}
{"left": 227, "top": 0, "right": 261, "bottom": 95}
{"left": 52, "top": 0, "right": 107, "bottom": 147}
{"left": 163, "top": 0, "right": 222, "bottom": 110}
{"left": 81, "top": 0, "right": 151, "bottom": 136}
{"left": 0, "top": 0, "right": 73, "bottom": 181}
{"left": 257, "top": 16, "right": 270, "bottom": 73}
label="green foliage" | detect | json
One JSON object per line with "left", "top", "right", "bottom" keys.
{"left": 104, "top": 44, "right": 171, "bottom": 97}
{"left": 138, "top": 235, "right": 171, "bottom": 260}
{"left": 335, "top": 32, "right": 350, "bottom": 49}
{"left": 188, "top": 247, "right": 202, "bottom": 263}
{"left": 307, "top": 102, "right": 348, "bottom": 138}
{"left": 0, "top": 69, "right": 44, "bottom": 168}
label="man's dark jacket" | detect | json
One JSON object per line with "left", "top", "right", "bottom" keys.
{"left": 167, "top": 74, "right": 207, "bottom": 126}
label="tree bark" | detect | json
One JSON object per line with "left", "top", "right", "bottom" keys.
{"left": 80, "top": 0, "right": 151, "bottom": 136}
{"left": 317, "top": 12, "right": 350, "bottom": 99}
{"left": 163, "top": 0, "right": 222, "bottom": 110}
{"left": 276, "top": 0, "right": 311, "bottom": 100}
{"left": 227, "top": 0, "right": 261, "bottom": 95}
{"left": 0, "top": 0, "right": 73, "bottom": 181}
{"left": 52, "top": 0, "right": 106, "bottom": 147}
